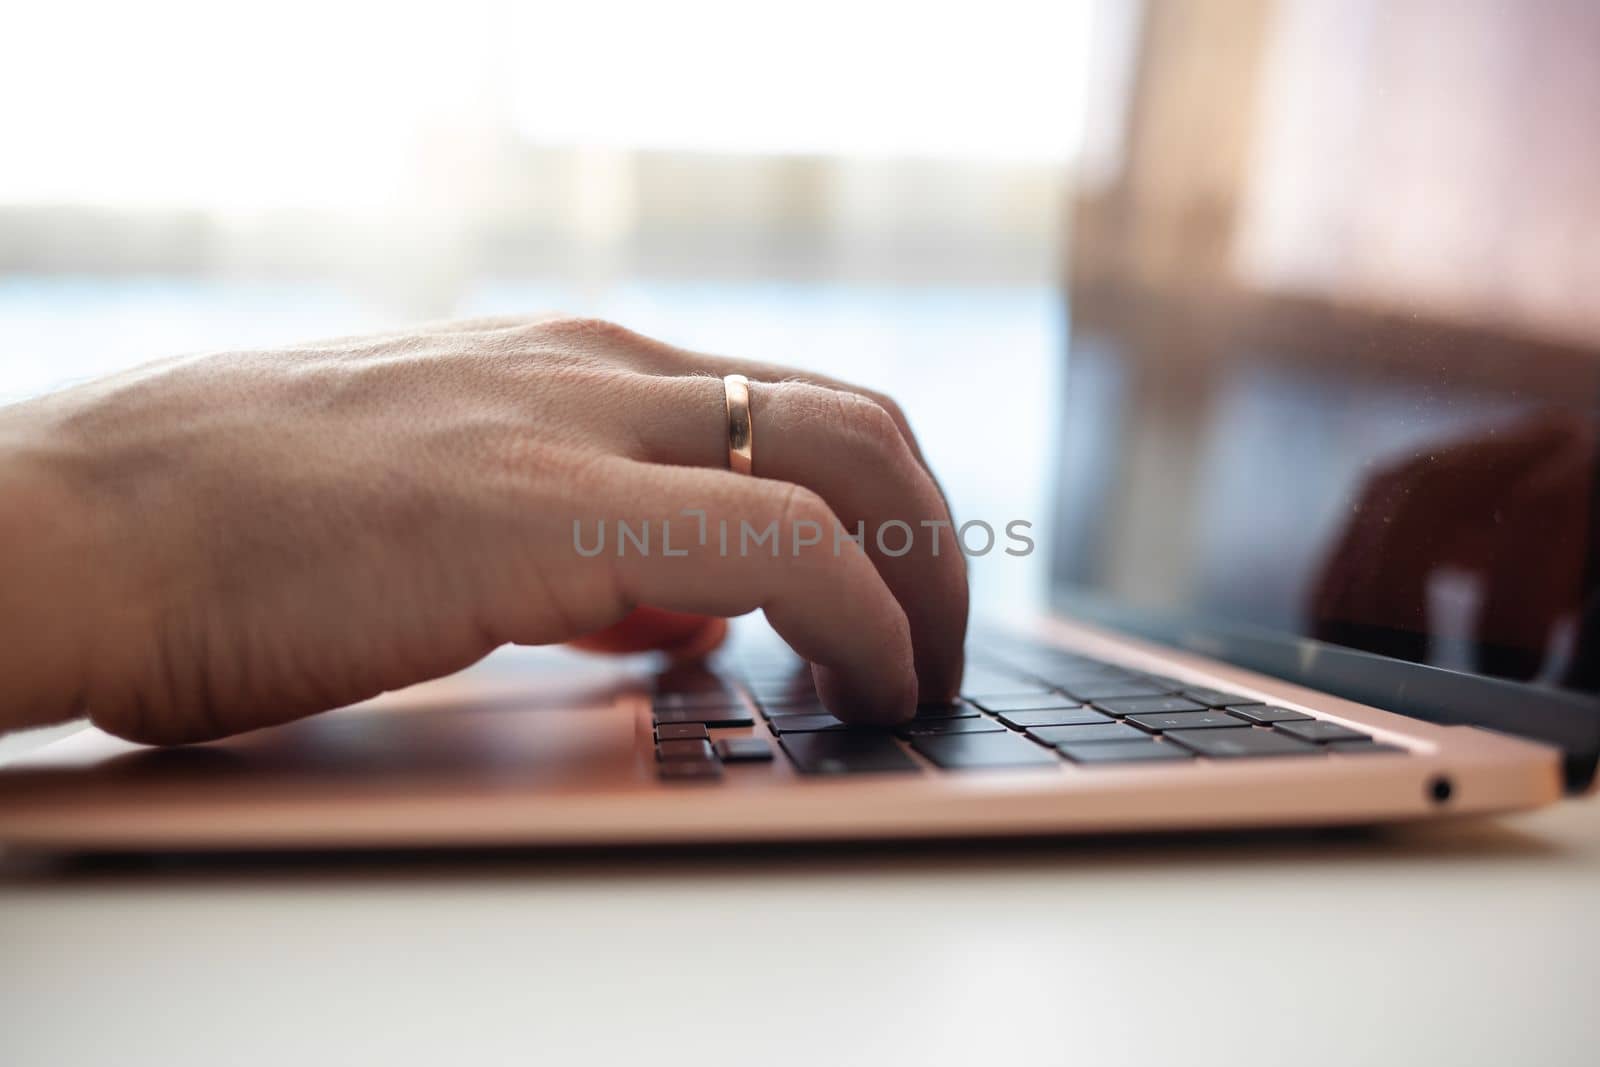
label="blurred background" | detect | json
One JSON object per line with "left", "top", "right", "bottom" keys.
{"left": 3, "top": 0, "right": 1597, "bottom": 637}
{"left": 1, "top": 0, "right": 1138, "bottom": 618}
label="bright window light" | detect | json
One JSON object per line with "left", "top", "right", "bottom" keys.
{"left": 0, "top": 0, "right": 1092, "bottom": 212}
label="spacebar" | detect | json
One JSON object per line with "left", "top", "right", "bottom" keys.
{"left": 779, "top": 732, "right": 921, "bottom": 775}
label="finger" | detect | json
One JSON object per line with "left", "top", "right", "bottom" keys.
{"left": 626, "top": 341, "right": 944, "bottom": 483}
{"left": 622, "top": 374, "right": 967, "bottom": 701}
{"left": 567, "top": 607, "right": 727, "bottom": 659}
{"left": 692, "top": 354, "right": 939, "bottom": 471}
{"left": 565, "top": 457, "right": 917, "bottom": 723}
{"left": 429, "top": 315, "right": 953, "bottom": 508}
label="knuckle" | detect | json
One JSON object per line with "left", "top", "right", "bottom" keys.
{"left": 550, "top": 447, "right": 621, "bottom": 506}
{"left": 775, "top": 482, "right": 833, "bottom": 531}
{"left": 862, "top": 388, "right": 908, "bottom": 428}
{"left": 831, "top": 391, "right": 903, "bottom": 453}
{"left": 537, "top": 315, "right": 644, "bottom": 351}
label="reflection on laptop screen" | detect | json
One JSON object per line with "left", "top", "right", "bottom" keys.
{"left": 1054, "top": 0, "right": 1599, "bottom": 697}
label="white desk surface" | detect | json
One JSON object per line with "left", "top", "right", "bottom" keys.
{"left": 2, "top": 781, "right": 1596, "bottom": 1067}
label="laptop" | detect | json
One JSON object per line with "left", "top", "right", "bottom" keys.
{"left": 1, "top": 0, "right": 1597, "bottom": 849}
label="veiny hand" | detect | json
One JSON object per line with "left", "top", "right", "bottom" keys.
{"left": 0, "top": 316, "right": 966, "bottom": 743}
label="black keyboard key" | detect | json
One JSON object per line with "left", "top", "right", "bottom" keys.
{"left": 1026, "top": 722, "right": 1149, "bottom": 746}
{"left": 1126, "top": 710, "right": 1249, "bottom": 732}
{"left": 1181, "top": 687, "right": 1259, "bottom": 707}
{"left": 1136, "top": 674, "right": 1190, "bottom": 690}
{"left": 1060, "top": 681, "right": 1172, "bottom": 702}
{"left": 1058, "top": 740, "right": 1193, "bottom": 764}
{"left": 1167, "top": 729, "right": 1322, "bottom": 758}
{"left": 968, "top": 695, "right": 1085, "bottom": 713}
{"left": 780, "top": 733, "right": 920, "bottom": 775}
{"left": 912, "top": 732, "right": 1061, "bottom": 770}
{"left": 767, "top": 713, "right": 858, "bottom": 734}
{"left": 652, "top": 707, "right": 755, "bottom": 728}
{"left": 658, "top": 760, "right": 722, "bottom": 781}
{"left": 911, "top": 701, "right": 981, "bottom": 720}
{"left": 655, "top": 723, "right": 709, "bottom": 742}
{"left": 1274, "top": 720, "right": 1370, "bottom": 744}
{"left": 1094, "top": 697, "right": 1209, "bottom": 717}
{"left": 996, "top": 708, "right": 1113, "bottom": 730}
{"left": 656, "top": 739, "right": 715, "bottom": 761}
{"left": 714, "top": 737, "right": 774, "bottom": 762}
{"left": 895, "top": 717, "right": 1007, "bottom": 737}
{"left": 1327, "top": 740, "right": 1408, "bottom": 755}
{"left": 1226, "top": 705, "right": 1311, "bottom": 725}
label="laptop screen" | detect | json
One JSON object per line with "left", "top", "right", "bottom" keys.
{"left": 1051, "top": 0, "right": 1600, "bottom": 776}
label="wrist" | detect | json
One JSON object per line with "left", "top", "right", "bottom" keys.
{"left": 0, "top": 403, "right": 98, "bottom": 732}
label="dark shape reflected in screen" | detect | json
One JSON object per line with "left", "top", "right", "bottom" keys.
{"left": 1053, "top": 0, "right": 1600, "bottom": 698}
{"left": 1312, "top": 411, "right": 1595, "bottom": 687}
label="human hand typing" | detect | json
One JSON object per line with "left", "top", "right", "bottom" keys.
{"left": 0, "top": 316, "right": 966, "bottom": 743}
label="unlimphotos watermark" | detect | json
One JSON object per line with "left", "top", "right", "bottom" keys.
{"left": 573, "top": 510, "right": 1034, "bottom": 558}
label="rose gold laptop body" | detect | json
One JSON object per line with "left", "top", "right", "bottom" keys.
{"left": 0, "top": 615, "right": 1565, "bottom": 852}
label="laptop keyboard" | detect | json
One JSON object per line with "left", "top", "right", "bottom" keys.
{"left": 651, "top": 639, "right": 1409, "bottom": 780}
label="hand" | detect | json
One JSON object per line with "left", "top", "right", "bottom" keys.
{"left": 0, "top": 316, "right": 967, "bottom": 743}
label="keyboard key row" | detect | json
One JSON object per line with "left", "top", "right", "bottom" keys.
{"left": 656, "top": 728, "right": 772, "bottom": 780}
{"left": 695, "top": 648, "right": 1401, "bottom": 775}
{"left": 996, "top": 708, "right": 1112, "bottom": 730}
{"left": 652, "top": 706, "right": 755, "bottom": 728}
{"left": 1093, "top": 696, "right": 1208, "bottom": 717}
{"left": 1026, "top": 722, "right": 1149, "bottom": 745}
{"left": 967, "top": 695, "right": 1086, "bottom": 714}
{"left": 895, "top": 717, "right": 1006, "bottom": 737}
{"left": 1125, "top": 710, "right": 1243, "bottom": 732}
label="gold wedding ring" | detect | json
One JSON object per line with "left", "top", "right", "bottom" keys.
{"left": 723, "top": 374, "right": 754, "bottom": 476}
